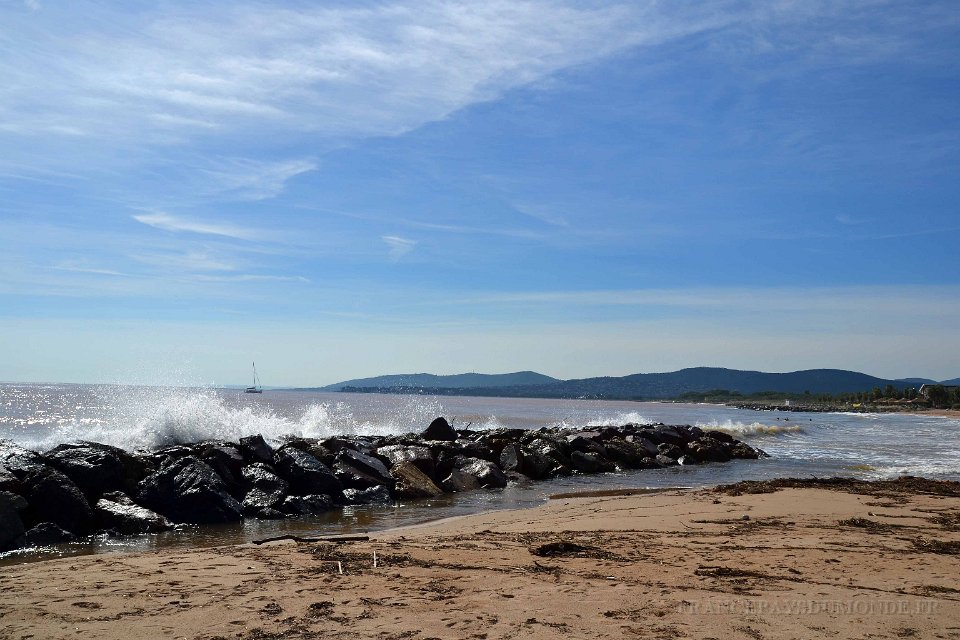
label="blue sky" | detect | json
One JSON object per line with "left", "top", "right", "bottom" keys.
{"left": 1, "top": 0, "right": 959, "bottom": 385}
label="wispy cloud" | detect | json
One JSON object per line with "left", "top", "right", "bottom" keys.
{"left": 382, "top": 235, "right": 417, "bottom": 261}
{"left": 191, "top": 274, "right": 310, "bottom": 283}
{"left": 51, "top": 261, "right": 129, "bottom": 277}
{"left": 199, "top": 157, "right": 317, "bottom": 201}
{"left": 132, "top": 212, "right": 256, "bottom": 240}
{"left": 131, "top": 250, "right": 236, "bottom": 272}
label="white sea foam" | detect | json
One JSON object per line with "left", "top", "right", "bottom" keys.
{"left": 22, "top": 386, "right": 447, "bottom": 451}
{"left": 696, "top": 419, "right": 806, "bottom": 437}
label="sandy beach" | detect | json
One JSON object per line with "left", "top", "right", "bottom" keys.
{"left": 2, "top": 478, "right": 959, "bottom": 640}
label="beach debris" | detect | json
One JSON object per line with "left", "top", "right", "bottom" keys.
{"left": 529, "top": 541, "right": 592, "bottom": 557}
{"left": 911, "top": 537, "right": 960, "bottom": 555}
{"left": 251, "top": 533, "right": 370, "bottom": 545}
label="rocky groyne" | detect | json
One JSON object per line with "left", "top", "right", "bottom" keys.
{"left": 0, "top": 418, "right": 764, "bottom": 552}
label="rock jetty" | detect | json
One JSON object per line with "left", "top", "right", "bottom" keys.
{"left": 0, "top": 418, "right": 764, "bottom": 552}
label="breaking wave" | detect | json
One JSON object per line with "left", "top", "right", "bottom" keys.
{"left": 696, "top": 419, "right": 806, "bottom": 438}
{"left": 20, "top": 386, "right": 446, "bottom": 452}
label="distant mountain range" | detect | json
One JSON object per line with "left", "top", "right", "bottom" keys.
{"left": 287, "top": 367, "right": 956, "bottom": 400}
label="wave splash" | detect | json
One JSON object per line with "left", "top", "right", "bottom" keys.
{"left": 696, "top": 419, "right": 806, "bottom": 437}
{"left": 26, "top": 387, "right": 446, "bottom": 452}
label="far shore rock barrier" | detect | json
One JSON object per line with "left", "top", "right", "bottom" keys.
{"left": 0, "top": 418, "right": 765, "bottom": 552}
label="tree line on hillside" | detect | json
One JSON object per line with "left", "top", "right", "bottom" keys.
{"left": 678, "top": 385, "right": 960, "bottom": 409}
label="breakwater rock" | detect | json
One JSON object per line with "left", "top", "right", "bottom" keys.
{"left": 0, "top": 419, "right": 764, "bottom": 552}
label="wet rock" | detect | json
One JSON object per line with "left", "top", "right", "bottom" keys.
{"left": 43, "top": 442, "right": 149, "bottom": 501}
{"left": 731, "top": 442, "right": 762, "bottom": 459}
{"left": 376, "top": 445, "right": 435, "bottom": 479}
{"left": 602, "top": 438, "right": 649, "bottom": 468}
{"left": 95, "top": 492, "right": 174, "bottom": 534}
{"left": 456, "top": 457, "right": 508, "bottom": 489}
{"left": 566, "top": 432, "right": 608, "bottom": 457}
{"left": 198, "top": 442, "right": 245, "bottom": 495}
{"left": 627, "top": 436, "right": 660, "bottom": 458}
{"left": 342, "top": 485, "right": 393, "bottom": 505}
{"left": 137, "top": 456, "right": 243, "bottom": 524}
{"left": 240, "top": 463, "right": 289, "bottom": 512}
{"left": 569, "top": 451, "right": 615, "bottom": 474}
{"left": 518, "top": 449, "right": 555, "bottom": 480}
{"left": 704, "top": 429, "right": 734, "bottom": 443}
{"left": 650, "top": 425, "right": 686, "bottom": 447}
{"left": 20, "top": 465, "right": 93, "bottom": 534}
{"left": 0, "top": 466, "right": 20, "bottom": 494}
{"left": 454, "top": 438, "right": 497, "bottom": 462}
{"left": 334, "top": 449, "right": 392, "bottom": 489}
{"left": 526, "top": 437, "right": 570, "bottom": 467}
{"left": 273, "top": 447, "right": 342, "bottom": 497}
{"left": 687, "top": 437, "right": 731, "bottom": 463}
{"left": 391, "top": 461, "right": 444, "bottom": 499}
{"left": 280, "top": 494, "right": 333, "bottom": 516}
{"left": 657, "top": 443, "right": 684, "bottom": 460}
{"left": 238, "top": 434, "right": 274, "bottom": 465}
{"left": 421, "top": 416, "right": 457, "bottom": 442}
{"left": 441, "top": 469, "right": 482, "bottom": 493}
{"left": 282, "top": 439, "right": 336, "bottom": 467}
{"left": 498, "top": 443, "right": 524, "bottom": 473}
{"left": 23, "top": 522, "right": 77, "bottom": 547}
{"left": 0, "top": 491, "right": 27, "bottom": 551}
{"left": 655, "top": 454, "right": 678, "bottom": 466}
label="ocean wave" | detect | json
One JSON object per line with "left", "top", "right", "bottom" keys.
{"left": 696, "top": 419, "right": 806, "bottom": 437}
{"left": 23, "top": 387, "right": 447, "bottom": 451}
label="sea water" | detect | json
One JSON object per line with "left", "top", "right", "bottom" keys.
{"left": 2, "top": 382, "right": 959, "bottom": 562}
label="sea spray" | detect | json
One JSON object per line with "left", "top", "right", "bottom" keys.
{"left": 695, "top": 419, "right": 807, "bottom": 437}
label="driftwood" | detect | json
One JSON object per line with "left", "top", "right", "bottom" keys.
{"left": 252, "top": 534, "right": 370, "bottom": 545}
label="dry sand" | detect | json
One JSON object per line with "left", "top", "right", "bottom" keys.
{"left": 3, "top": 478, "right": 960, "bottom": 639}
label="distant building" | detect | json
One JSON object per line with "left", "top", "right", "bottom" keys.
{"left": 918, "top": 384, "right": 960, "bottom": 399}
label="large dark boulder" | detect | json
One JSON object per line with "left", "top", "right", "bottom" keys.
{"left": 137, "top": 456, "right": 243, "bottom": 524}
{"left": 0, "top": 465, "right": 21, "bottom": 493}
{"left": 342, "top": 485, "right": 393, "bottom": 505}
{"left": 566, "top": 432, "right": 608, "bottom": 457}
{"left": 518, "top": 449, "right": 555, "bottom": 479}
{"left": 651, "top": 425, "right": 686, "bottom": 447}
{"left": 569, "top": 451, "right": 615, "bottom": 474}
{"left": 498, "top": 443, "right": 524, "bottom": 473}
{"left": 657, "top": 443, "right": 684, "bottom": 461}
{"left": 43, "top": 442, "right": 149, "bottom": 501}
{"left": 280, "top": 494, "right": 333, "bottom": 516}
{"left": 23, "top": 522, "right": 76, "bottom": 547}
{"left": 0, "top": 491, "right": 27, "bottom": 551}
{"left": 238, "top": 434, "right": 274, "bottom": 465}
{"left": 19, "top": 465, "right": 93, "bottom": 534}
{"left": 197, "top": 442, "right": 246, "bottom": 497}
{"left": 626, "top": 435, "right": 660, "bottom": 457}
{"left": 240, "top": 463, "right": 289, "bottom": 514}
{"left": 441, "top": 469, "right": 482, "bottom": 493}
{"left": 686, "top": 437, "right": 732, "bottom": 463}
{"left": 391, "top": 461, "right": 444, "bottom": 499}
{"left": 95, "top": 492, "right": 174, "bottom": 534}
{"left": 421, "top": 417, "right": 457, "bottom": 442}
{"left": 334, "top": 449, "right": 392, "bottom": 488}
{"left": 603, "top": 438, "right": 649, "bottom": 468}
{"left": 731, "top": 442, "right": 763, "bottom": 459}
{"left": 376, "top": 445, "right": 435, "bottom": 479}
{"left": 455, "top": 457, "right": 508, "bottom": 489}
{"left": 273, "top": 447, "right": 342, "bottom": 497}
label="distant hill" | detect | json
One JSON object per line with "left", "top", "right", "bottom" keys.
{"left": 897, "top": 377, "right": 938, "bottom": 386}
{"left": 301, "top": 371, "right": 560, "bottom": 392}
{"left": 293, "top": 367, "right": 945, "bottom": 400}
{"left": 940, "top": 378, "right": 960, "bottom": 386}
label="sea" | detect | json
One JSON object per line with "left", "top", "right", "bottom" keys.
{"left": 2, "top": 382, "right": 959, "bottom": 563}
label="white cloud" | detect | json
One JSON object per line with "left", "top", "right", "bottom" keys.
{"left": 0, "top": 1, "right": 731, "bottom": 152}
{"left": 132, "top": 250, "right": 236, "bottom": 272}
{"left": 199, "top": 157, "right": 316, "bottom": 201}
{"left": 382, "top": 235, "right": 417, "bottom": 261}
{"left": 132, "top": 212, "right": 256, "bottom": 240}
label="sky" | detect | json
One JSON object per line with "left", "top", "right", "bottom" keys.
{"left": 1, "top": 0, "right": 959, "bottom": 386}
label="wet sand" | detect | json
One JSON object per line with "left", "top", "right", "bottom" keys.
{"left": 2, "top": 478, "right": 960, "bottom": 639}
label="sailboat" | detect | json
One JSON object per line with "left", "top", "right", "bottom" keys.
{"left": 245, "top": 362, "right": 263, "bottom": 393}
